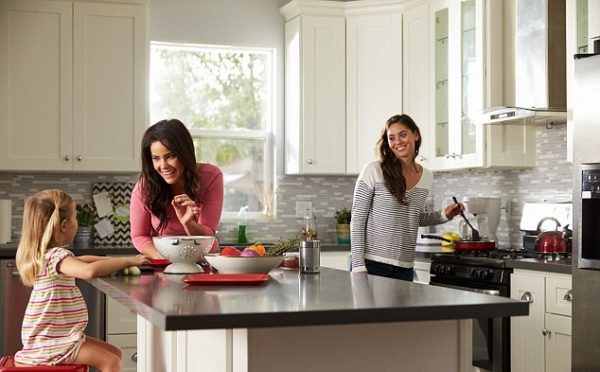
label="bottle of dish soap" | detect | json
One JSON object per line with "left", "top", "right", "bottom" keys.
{"left": 237, "top": 206, "right": 248, "bottom": 244}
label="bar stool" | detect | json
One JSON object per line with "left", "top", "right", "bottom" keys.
{"left": 0, "top": 356, "right": 88, "bottom": 372}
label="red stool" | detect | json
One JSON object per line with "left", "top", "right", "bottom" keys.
{"left": 0, "top": 356, "right": 88, "bottom": 372}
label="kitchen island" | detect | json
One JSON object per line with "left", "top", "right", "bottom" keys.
{"left": 89, "top": 267, "right": 528, "bottom": 372}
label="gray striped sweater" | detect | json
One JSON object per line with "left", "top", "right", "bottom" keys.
{"left": 350, "top": 160, "right": 448, "bottom": 271}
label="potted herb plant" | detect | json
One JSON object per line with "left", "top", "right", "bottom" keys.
{"left": 74, "top": 202, "right": 96, "bottom": 249}
{"left": 334, "top": 208, "right": 351, "bottom": 244}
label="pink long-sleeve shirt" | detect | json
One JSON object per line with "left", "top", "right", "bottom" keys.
{"left": 130, "top": 163, "right": 224, "bottom": 254}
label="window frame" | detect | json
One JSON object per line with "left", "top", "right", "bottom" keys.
{"left": 149, "top": 41, "right": 277, "bottom": 221}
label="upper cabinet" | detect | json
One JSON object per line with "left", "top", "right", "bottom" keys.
{"left": 425, "top": 0, "right": 535, "bottom": 171}
{"left": 281, "top": 0, "right": 403, "bottom": 175}
{"left": 0, "top": 0, "right": 147, "bottom": 172}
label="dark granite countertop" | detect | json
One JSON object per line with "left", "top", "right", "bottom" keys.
{"left": 88, "top": 267, "right": 528, "bottom": 331}
{"left": 506, "top": 257, "right": 572, "bottom": 274}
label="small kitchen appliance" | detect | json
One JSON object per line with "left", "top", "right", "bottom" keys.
{"left": 461, "top": 197, "right": 501, "bottom": 241}
{"left": 578, "top": 164, "right": 600, "bottom": 269}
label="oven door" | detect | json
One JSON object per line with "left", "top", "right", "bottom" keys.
{"left": 429, "top": 280, "right": 510, "bottom": 372}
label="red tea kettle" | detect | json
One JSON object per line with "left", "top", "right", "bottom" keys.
{"left": 534, "top": 217, "right": 570, "bottom": 254}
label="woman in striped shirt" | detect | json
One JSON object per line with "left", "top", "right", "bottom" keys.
{"left": 15, "top": 189, "right": 147, "bottom": 371}
{"left": 350, "top": 114, "right": 463, "bottom": 281}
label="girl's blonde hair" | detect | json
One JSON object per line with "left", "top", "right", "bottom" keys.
{"left": 16, "top": 189, "right": 74, "bottom": 286}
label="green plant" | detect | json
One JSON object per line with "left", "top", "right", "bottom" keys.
{"left": 76, "top": 202, "right": 97, "bottom": 227}
{"left": 334, "top": 208, "right": 351, "bottom": 225}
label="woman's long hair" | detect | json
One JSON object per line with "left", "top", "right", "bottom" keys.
{"left": 139, "top": 119, "right": 199, "bottom": 232}
{"left": 376, "top": 114, "right": 422, "bottom": 205}
{"left": 16, "top": 189, "right": 74, "bottom": 286}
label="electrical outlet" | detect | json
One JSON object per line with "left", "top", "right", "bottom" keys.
{"left": 296, "top": 201, "right": 312, "bottom": 218}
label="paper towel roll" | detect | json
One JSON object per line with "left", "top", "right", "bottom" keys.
{"left": 0, "top": 199, "right": 12, "bottom": 244}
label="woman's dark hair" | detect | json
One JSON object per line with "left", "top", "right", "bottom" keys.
{"left": 376, "top": 114, "right": 422, "bottom": 205}
{"left": 139, "top": 119, "right": 199, "bottom": 232}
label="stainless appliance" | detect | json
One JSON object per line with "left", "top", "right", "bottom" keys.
{"left": 429, "top": 250, "right": 522, "bottom": 372}
{"left": 572, "top": 51, "right": 600, "bottom": 369}
{"left": 0, "top": 259, "right": 106, "bottom": 357}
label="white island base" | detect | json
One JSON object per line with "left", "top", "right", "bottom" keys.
{"left": 137, "top": 316, "right": 473, "bottom": 372}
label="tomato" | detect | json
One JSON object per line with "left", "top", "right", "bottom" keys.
{"left": 220, "top": 246, "right": 241, "bottom": 256}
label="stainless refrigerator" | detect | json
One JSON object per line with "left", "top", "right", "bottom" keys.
{"left": 572, "top": 52, "right": 600, "bottom": 370}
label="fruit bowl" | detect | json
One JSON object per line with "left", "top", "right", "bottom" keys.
{"left": 153, "top": 236, "right": 215, "bottom": 274}
{"left": 204, "top": 254, "right": 283, "bottom": 274}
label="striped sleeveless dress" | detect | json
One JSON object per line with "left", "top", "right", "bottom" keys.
{"left": 15, "top": 247, "right": 88, "bottom": 366}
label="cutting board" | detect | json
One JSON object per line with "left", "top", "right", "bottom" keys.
{"left": 92, "top": 182, "right": 134, "bottom": 247}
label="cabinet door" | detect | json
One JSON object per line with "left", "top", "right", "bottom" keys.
{"left": 0, "top": 0, "right": 74, "bottom": 171}
{"left": 545, "top": 276, "right": 572, "bottom": 317}
{"left": 73, "top": 2, "right": 146, "bottom": 171}
{"left": 429, "top": 0, "right": 485, "bottom": 171}
{"left": 106, "top": 296, "right": 137, "bottom": 334}
{"left": 346, "top": 12, "right": 402, "bottom": 174}
{"left": 284, "top": 15, "right": 346, "bottom": 175}
{"left": 544, "top": 313, "right": 572, "bottom": 372}
{"left": 107, "top": 333, "right": 137, "bottom": 372}
{"left": 403, "top": 1, "right": 431, "bottom": 168}
{"left": 510, "top": 272, "right": 545, "bottom": 372}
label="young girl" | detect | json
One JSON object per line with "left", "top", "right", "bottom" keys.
{"left": 14, "top": 189, "right": 147, "bottom": 371}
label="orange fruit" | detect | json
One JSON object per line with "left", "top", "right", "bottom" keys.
{"left": 249, "top": 244, "right": 266, "bottom": 256}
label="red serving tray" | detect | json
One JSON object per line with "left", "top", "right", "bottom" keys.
{"left": 144, "top": 258, "right": 171, "bottom": 268}
{"left": 182, "top": 273, "right": 269, "bottom": 285}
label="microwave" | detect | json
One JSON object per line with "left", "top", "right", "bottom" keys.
{"left": 578, "top": 164, "right": 600, "bottom": 270}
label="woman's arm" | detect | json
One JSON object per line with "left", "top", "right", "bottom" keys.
{"left": 58, "top": 254, "right": 148, "bottom": 280}
{"left": 130, "top": 182, "right": 162, "bottom": 258}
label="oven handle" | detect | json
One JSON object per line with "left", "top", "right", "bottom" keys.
{"left": 430, "top": 282, "right": 501, "bottom": 296}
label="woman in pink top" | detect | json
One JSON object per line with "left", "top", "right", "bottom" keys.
{"left": 130, "top": 119, "right": 224, "bottom": 259}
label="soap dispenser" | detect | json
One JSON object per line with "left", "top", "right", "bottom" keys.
{"left": 237, "top": 206, "right": 248, "bottom": 244}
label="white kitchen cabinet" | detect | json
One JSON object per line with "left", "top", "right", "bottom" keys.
{"left": 403, "top": 1, "right": 432, "bottom": 168}
{"left": 0, "top": 0, "right": 146, "bottom": 172}
{"left": 345, "top": 6, "right": 403, "bottom": 174}
{"left": 106, "top": 296, "right": 137, "bottom": 371}
{"left": 427, "top": 0, "right": 535, "bottom": 171}
{"left": 320, "top": 251, "right": 350, "bottom": 271}
{"left": 510, "top": 270, "right": 572, "bottom": 372}
{"left": 282, "top": 3, "right": 346, "bottom": 175}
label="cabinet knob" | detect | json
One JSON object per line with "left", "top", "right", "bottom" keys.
{"left": 76, "top": 155, "right": 83, "bottom": 161}
{"left": 64, "top": 155, "right": 70, "bottom": 161}
{"left": 131, "top": 352, "right": 137, "bottom": 362}
{"left": 563, "top": 290, "right": 573, "bottom": 302}
{"left": 307, "top": 159, "right": 314, "bottom": 165}
{"left": 542, "top": 328, "right": 551, "bottom": 336}
{"left": 419, "top": 155, "right": 427, "bottom": 162}
{"left": 520, "top": 291, "right": 534, "bottom": 303}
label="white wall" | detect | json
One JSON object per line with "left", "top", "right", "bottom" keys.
{"left": 148, "top": 0, "right": 285, "bottom": 174}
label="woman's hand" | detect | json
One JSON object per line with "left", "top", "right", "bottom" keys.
{"left": 444, "top": 203, "right": 464, "bottom": 219}
{"left": 172, "top": 194, "right": 201, "bottom": 225}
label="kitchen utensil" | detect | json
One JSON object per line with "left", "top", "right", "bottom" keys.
{"left": 204, "top": 254, "right": 283, "bottom": 274}
{"left": 421, "top": 234, "right": 496, "bottom": 251}
{"left": 182, "top": 273, "right": 269, "bottom": 286}
{"left": 453, "top": 196, "right": 480, "bottom": 241}
{"left": 534, "top": 217, "right": 570, "bottom": 254}
{"left": 153, "top": 236, "right": 215, "bottom": 274}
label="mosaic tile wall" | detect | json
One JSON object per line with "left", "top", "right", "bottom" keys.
{"left": 0, "top": 124, "right": 572, "bottom": 248}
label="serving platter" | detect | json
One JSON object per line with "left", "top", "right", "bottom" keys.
{"left": 182, "top": 273, "right": 269, "bottom": 286}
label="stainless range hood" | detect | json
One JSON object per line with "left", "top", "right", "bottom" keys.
{"left": 480, "top": 0, "right": 566, "bottom": 125}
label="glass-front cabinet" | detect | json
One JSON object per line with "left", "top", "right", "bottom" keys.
{"left": 430, "top": 0, "right": 484, "bottom": 170}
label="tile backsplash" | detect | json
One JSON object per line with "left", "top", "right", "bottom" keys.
{"left": 0, "top": 124, "right": 572, "bottom": 249}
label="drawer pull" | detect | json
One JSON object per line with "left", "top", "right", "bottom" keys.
{"left": 563, "top": 290, "right": 573, "bottom": 302}
{"left": 131, "top": 352, "right": 137, "bottom": 362}
{"left": 520, "top": 291, "right": 534, "bottom": 303}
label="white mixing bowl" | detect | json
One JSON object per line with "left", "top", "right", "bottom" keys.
{"left": 153, "top": 236, "right": 215, "bottom": 274}
{"left": 204, "top": 254, "right": 283, "bottom": 274}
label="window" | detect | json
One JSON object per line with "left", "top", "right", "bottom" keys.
{"left": 150, "top": 42, "right": 275, "bottom": 219}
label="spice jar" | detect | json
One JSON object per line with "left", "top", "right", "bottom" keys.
{"left": 282, "top": 252, "right": 300, "bottom": 269}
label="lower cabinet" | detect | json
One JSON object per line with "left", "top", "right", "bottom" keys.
{"left": 320, "top": 251, "right": 350, "bottom": 271}
{"left": 510, "top": 270, "right": 572, "bottom": 372}
{"left": 106, "top": 297, "right": 137, "bottom": 372}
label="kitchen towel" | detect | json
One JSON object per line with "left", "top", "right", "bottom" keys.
{"left": 0, "top": 199, "right": 12, "bottom": 244}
